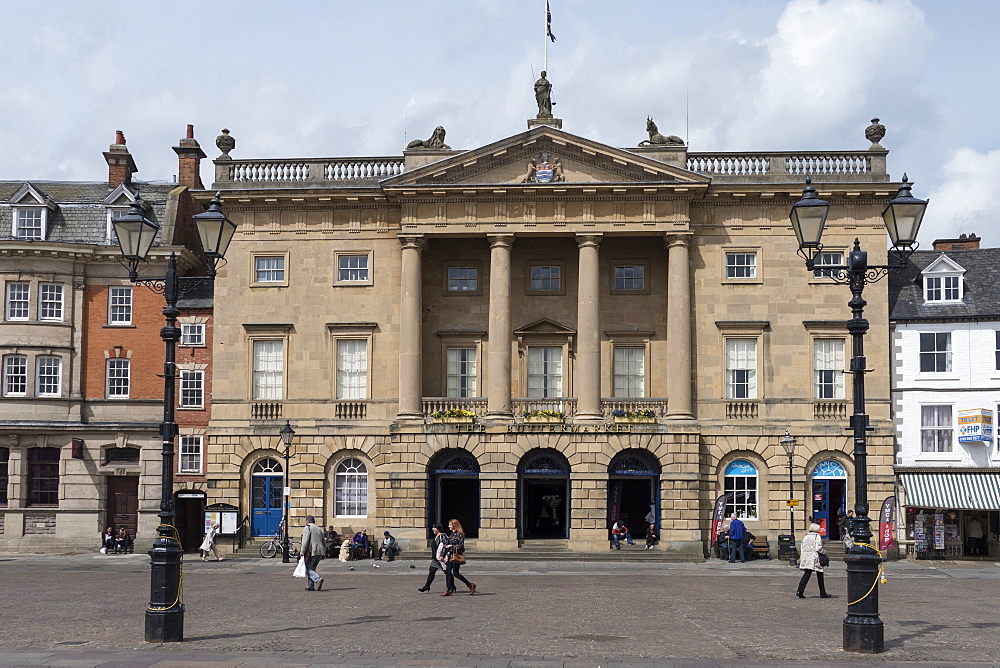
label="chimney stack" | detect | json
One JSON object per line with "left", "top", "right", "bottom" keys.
{"left": 173, "top": 124, "right": 207, "bottom": 189}
{"left": 103, "top": 130, "right": 138, "bottom": 188}
{"left": 932, "top": 233, "right": 981, "bottom": 251}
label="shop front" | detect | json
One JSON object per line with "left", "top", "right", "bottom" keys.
{"left": 898, "top": 471, "right": 1000, "bottom": 559}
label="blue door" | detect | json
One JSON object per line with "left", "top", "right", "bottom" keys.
{"left": 812, "top": 480, "right": 831, "bottom": 538}
{"left": 251, "top": 459, "right": 283, "bottom": 537}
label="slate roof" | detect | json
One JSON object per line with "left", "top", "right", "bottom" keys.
{"left": 888, "top": 247, "right": 1000, "bottom": 321}
{"left": 0, "top": 180, "right": 177, "bottom": 247}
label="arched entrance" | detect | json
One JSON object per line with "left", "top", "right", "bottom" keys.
{"left": 608, "top": 450, "right": 661, "bottom": 535}
{"left": 518, "top": 449, "right": 570, "bottom": 539}
{"left": 250, "top": 457, "right": 283, "bottom": 537}
{"left": 429, "top": 449, "right": 480, "bottom": 538}
{"left": 811, "top": 459, "right": 848, "bottom": 539}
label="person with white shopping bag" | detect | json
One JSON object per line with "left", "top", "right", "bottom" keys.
{"left": 298, "top": 515, "right": 325, "bottom": 591}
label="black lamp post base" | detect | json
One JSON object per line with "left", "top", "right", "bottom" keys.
{"left": 843, "top": 547, "right": 884, "bottom": 653}
{"left": 145, "top": 607, "right": 185, "bottom": 643}
{"left": 843, "top": 617, "right": 884, "bottom": 654}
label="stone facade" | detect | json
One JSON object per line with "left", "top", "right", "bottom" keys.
{"left": 204, "top": 123, "right": 898, "bottom": 556}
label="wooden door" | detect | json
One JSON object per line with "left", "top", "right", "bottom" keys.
{"left": 107, "top": 476, "right": 139, "bottom": 535}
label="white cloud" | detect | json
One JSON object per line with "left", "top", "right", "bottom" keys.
{"left": 924, "top": 147, "right": 1000, "bottom": 243}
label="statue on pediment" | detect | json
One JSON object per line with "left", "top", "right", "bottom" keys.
{"left": 639, "top": 118, "right": 684, "bottom": 146}
{"left": 534, "top": 71, "right": 554, "bottom": 118}
{"left": 406, "top": 126, "right": 451, "bottom": 150}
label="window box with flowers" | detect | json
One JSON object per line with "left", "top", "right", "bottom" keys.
{"left": 430, "top": 409, "right": 476, "bottom": 424}
{"left": 523, "top": 409, "right": 565, "bottom": 424}
{"left": 611, "top": 409, "right": 657, "bottom": 424}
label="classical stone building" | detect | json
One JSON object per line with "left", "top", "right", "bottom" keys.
{"left": 0, "top": 129, "right": 212, "bottom": 552}
{"left": 201, "top": 115, "right": 901, "bottom": 557}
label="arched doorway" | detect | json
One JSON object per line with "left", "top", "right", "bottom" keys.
{"left": 518, "top": 449, "right": 570, "bottom": 539}
{"left": 429, "top": 449, "right": 480, "bottom": 538}
{"left": 251, "top": 457, "right": 283, "bottom": 537}
{"left": 608, "top": 450, "right": 661, "bottom": 536}
{"left": 811, "top": 459, "right": 848, "bottom": 539}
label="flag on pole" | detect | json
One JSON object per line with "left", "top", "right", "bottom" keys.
{"left": 546, "top": 1, "right": 557, "bottom": 42}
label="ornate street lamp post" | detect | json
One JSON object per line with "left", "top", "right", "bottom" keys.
{"left": 789, "top": 175, "right": 927, "bottom": 654}
{"left": 280, "top": 421, "right": 296, "bottom": 564}
{"left": 113, "top": 193, "right": 235, "bottom": 643}
{"left": 779, "top": 430, "right": 798, "bottom": 566}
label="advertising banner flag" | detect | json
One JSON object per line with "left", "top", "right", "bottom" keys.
{"left": 711, "top": 493, "right": 733, "bottom": 545}
{"left": 879, "top": 496, "right": 897, "bottom": 550}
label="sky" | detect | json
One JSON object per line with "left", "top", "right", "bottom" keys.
{"left": 2, "top": 0, "right": 998, "bottom": 246}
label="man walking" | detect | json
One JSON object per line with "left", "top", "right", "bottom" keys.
{"left": 727, "top": 513, "right": 747, "bottom": 563}
{"left": 301, "top": 515, "right": 325, "bottom": 591}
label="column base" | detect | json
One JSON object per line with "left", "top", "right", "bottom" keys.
{"left": 665, "top": 411, "right": 695, "bottom": 420}
{"left": 484, "top": 412, "right": 514, "bottom": 421}
{"left": 394, "top": 411, "right": 425, "bottom": 422}
{"left": 572, "top": 411, "right": 605, "bottom": 422}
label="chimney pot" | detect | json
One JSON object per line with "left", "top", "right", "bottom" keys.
{"left": 115, "top": 130, "right": 126, "bottom": 145}
{"left": 186, "top": 124, "right": 194, "bottom": 139}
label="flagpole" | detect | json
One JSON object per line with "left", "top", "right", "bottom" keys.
{"left": 543, "top": 0, "right": 548, "bottom": 73}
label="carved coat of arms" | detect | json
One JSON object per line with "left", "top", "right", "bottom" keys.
{"left": 520, "top": 152, "right": 564, "bottom": 184}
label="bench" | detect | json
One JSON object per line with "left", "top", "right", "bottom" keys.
{"left": 714, "top": 538, "right": 771, "bottom": 560}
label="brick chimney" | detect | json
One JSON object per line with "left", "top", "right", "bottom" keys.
{"left": 173, "top": 124, "right": 207, "bottom": 189}
{"left": 103, "top": 130, "right": 138, "bottom": 188}
{"left": 932, "top": 233, "right": 981, "bottom": 251}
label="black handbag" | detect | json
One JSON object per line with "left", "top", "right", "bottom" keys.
{"left": 819, "top": 552, "right": 830, "bottom": 567}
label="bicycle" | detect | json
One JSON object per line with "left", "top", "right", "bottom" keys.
{"left": 259, "top": 535, "right": 300, "bottom": 558}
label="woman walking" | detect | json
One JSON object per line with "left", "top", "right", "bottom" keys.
{"left": 441, "top": 518, "right": 476, "bottom": 596}
{"left": 200, "top": 521, "right": 223, "bottom": 561}
{"left": 417, "top": 523, "right": 448, "bottom": 592}
{"left": 796, "top": 523, "right": 831, "bottom": 598}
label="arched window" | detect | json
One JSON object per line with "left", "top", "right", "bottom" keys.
{"left": 0, "top": 447, "right": 9, "bottom": 505}
{"left": 28, "top": 447, "right": 60, "bottom": 506}
{"left": 335, "top": 458, "right": 368, "bottom": 517}
{"left": 723, "top": 459, "right": 758, "bottom": 520}
{"left": 812, "top": 460, "right": 848, "bottom": 478}
{"left": 252, "top": 458, "right": 283, "bottom": 475}
{"left": 432, "top": 452, "right": 480, "bottom": 475}
{"left": 520, "top": 452, "right": 569, "bottom": 475}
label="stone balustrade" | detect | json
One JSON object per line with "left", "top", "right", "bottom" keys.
{"left": 214, "top": 157, "right": 404, "bottom": 188}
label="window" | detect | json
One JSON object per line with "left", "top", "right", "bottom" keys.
{"left": 613, "top": 264, "right": 645, "bottom": 291}
{"left": 814, "top": 339, "right": 845, "bottom": 399}
{"left": 0, "top": 446, "right": 8, "bottom": 505}
{"left": 179, "top": 370, "right": 204, "bottom": 408}
{"left": 447, "top": 266, "right": 478, "bottom": 293}
{"left": 179, "top": 435, "right": 203, "bottom": 474}
{"left": 106, "top": 358, "right": 130, "bottom": 398}
{"left": 812, "top": 251, "right": 844, "bottom": 279}
{"left": 3, "top": 355, "right": 27, "bottom": 396}
{"left": 254, "top": 255, "right": 285, "bottom": 283}
{"left": 28, "top": 447, "right": 60, "bottom": 506}
{"left": 335, "top": 458, "right": 368, "bottom": 516}
{"left": 726, "top": 339, "right": 757, "bottom": 399}
{"left": 726, "top": 252, "right": 757, "bottom": 279}
{"left": 446, "top": 348, "right": 477, "bottom": 398}
{"left": 527, "top": 346, "right": 563, "bottom": 397}
{"left": 39, "top": 283, "right": 63, "bottom": 321}
{"left": 613, "top": 346, "right": 645, "bottom": 398}
{"left": 6, "top": 282, "right": 29, "bottom": 320}
{"left": 104, "top": 447, "right": 140, "bottom": 464}
{"left": 921, "top": 405, "right": 953, "bottom": 453}
{"left": 180, "top": 323, "right": 205, "bottom": 347}
{"left": 530, "top": 265, "right": 561, "bottom": 292}
{"left": 337, "top": 254, "right": 369, "bottom": 282}
{"left": 723, "top": 460, "right": 758, "bottom": 519}
{"left": 252, "top": 340, "right": 283, "bottom": 400}
{"left": 106, "top": 206, "right": 130, "bottom": 245}
{"left": 337, "top": 339, "right": 368, "bottom": 400}
{"left": 14, "top": 208, "right": 44, "bottom": 240}
{"left": 919, "top": 332, "right": 952, "bottom": 373}
{"left": 36, "top": 356, "right": 62, "bottom": 397}
{"left": 108, "top": 287, "right": 132, "bottom": 325}
{"left": 925, "top": 275, "right": 961, "bottom": 302}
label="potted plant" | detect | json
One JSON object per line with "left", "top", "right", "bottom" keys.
{"left": 430, "top": 409, "right": 476, "bottom": 423}
{"left": 523, "top": 409, "right": 565, "bottom": 423}
{"left": 611, "top": 409, "right": 657, "bottom": 423}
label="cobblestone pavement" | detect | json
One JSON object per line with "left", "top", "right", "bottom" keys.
{"left": 1, "top": 554, "right": 998, "bottom": 666}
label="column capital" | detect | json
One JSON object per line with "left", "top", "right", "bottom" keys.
{"left": 487, "top": 234, "right": 515, "bottom": 249}
{"left": 576, "top": 233, "right": 603, "bottom": 248}
{"left": 664, "top": 232, "right": 693, "bottom": 249}
{"left": 398, "top": 235, "right": 425, "bottom": 251}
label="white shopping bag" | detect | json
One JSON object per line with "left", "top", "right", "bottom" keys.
{"left": 292, "top": 556, "right": 307, "bottom": 578}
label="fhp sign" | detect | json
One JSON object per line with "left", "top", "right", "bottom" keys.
{"left": 958, "top": 408, "right": 994, "bottom": 443}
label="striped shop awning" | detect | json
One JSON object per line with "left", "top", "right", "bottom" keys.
{"left": 899, "top": 472, "right": 1000, "bottom": 510}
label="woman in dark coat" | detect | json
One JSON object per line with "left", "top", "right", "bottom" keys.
{"left": 417, "top": 523, "right": 448, "bottom": 592}
{"left": 441, "top": 518, "right": 476, "bottom": 596}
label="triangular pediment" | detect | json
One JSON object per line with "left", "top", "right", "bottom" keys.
{"left": 514, "top": 318, "right": 576, "bottom": 336}
{"left": 9, "top": 183, "right": 55, "bottom": 207}
{"left": 103, "top": 183, "right": 138, "bottom": 206}
{"left": 382, "top": 126, "right": 709, "bottom": 189}
{"left": 922, "top": 254, "right": 966, "bottom": 275}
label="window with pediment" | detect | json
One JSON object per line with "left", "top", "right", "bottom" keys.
{"left": 921, "top": 254, "right": 965, "bottom": 303}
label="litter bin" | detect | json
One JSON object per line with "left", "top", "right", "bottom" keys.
{"left": 778, "top": 534, "right": 798, "bottom": 562}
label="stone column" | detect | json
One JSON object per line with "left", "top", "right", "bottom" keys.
{"left": 486, "top": 235, "right": 514, "bottom": 418}
{"left": 575, "top": 234, "right": 603, "bottom": 420}
{"left": 396, "top": 235, "right": 425, "bottom": 419}
{"left": 665, "top": 234, "right": 694, "bottom": 419}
